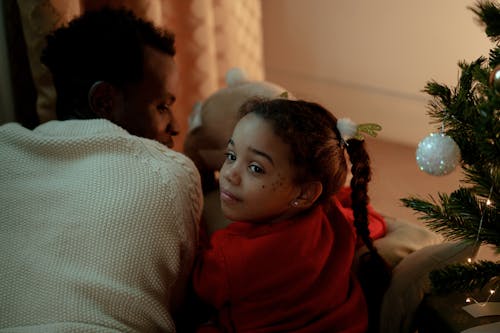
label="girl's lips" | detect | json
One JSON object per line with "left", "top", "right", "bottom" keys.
{"left": 220, "top": 189, "right": 241, "bottom": 203}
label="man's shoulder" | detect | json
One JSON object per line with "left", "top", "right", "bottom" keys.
{"left": 133, "top": 139, "right": 202, "bottom": 201}
{"left": 135, "top": 139, "right": 200, "bottom": 179}
{"left": 0, "top": 122, "right": 28, "bottom": 134}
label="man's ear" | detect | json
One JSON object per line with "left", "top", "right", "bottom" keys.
{"left": 294, "top": 181, "right": 323, "bottom": 208}
{"left": 88, "top": 81, "right": 115, "bottom": 119}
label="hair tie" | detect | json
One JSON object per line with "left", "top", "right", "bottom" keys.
{"left": 277, "top": 91, "right": 289, "bottom": 99}
{"left": 337, "top": 118, "right": 382, "bottom": 145}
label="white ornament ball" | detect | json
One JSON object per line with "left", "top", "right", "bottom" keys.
{"left": 416, "top": 133, "right": 461, "bottom": 176}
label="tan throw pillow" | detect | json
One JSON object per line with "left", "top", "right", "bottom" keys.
{"left": 356, "top": 215, "right": 443, "bottom": 269}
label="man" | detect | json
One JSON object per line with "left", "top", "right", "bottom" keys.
{"left": 0, "top": 7, "right": 202, "bottom": 332}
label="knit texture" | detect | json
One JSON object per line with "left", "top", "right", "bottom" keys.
{"left": 0, "top": 119, "right": 203, "bottom": 332}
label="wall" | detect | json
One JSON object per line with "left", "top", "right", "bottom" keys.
{"left": 261, "top": 0, "right": 492, "bottom": 146}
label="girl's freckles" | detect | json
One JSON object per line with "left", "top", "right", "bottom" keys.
{"left": 270, "top": 181, "right": 280, "bottom": 192}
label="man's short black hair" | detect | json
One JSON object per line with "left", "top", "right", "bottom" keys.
{"left": 41, "top": 7, "right": 175, "bottom": 120}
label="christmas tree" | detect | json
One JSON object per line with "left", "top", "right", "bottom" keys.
{"left": 401, "top": 0, "right": 500, "bottom": 294}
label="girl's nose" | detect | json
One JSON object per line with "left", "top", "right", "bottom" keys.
{"left": 222, "top": 162, "right": 241, "bottom": 185}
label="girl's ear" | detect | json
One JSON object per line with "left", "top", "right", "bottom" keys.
{"left": 88, "top": 81, "right": 116, "bottom": 119}
{"left": 294, "top": 181, "right": 323, "bottom": 208}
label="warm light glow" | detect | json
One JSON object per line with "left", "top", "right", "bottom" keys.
{"left": 466, "top": 284, "right": 499, "bottom": 306}
{"left": 486, "top": 199, "right": 492, "bottom": 206}
{"left": 467, "top": 257, "right": 472, "bottom": 263}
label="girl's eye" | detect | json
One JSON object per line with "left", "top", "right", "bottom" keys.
{"left": 249, "top": 164, "right": 264, "bottom": 174}
{"left": 224, "top": 152, "right": 236, "bottom": 161}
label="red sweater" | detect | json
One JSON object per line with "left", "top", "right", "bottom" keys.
{"left": 193, "top": 192, "right": 385, "bottom": 332}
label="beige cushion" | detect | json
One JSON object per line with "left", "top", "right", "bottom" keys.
{"left": 357, "top": 215, "right": 443, "bottom": 269}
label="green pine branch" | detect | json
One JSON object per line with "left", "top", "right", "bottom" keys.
{"left": 463, "top": 165, "right": 500, "bottom": 201}
{"left": 401, "top": 189, "right": 499, "bottom": 248}
{"left": 429, "top": 261, "right": 500, "bottom": 294}
{"left": 421, "top": 58, "right": 500, "bottom": 166}
{"left": 469, "top": 0, "right": 500, "bottom": 41}
{"left": 490, "top": 47, "right": 500, "bottom": 67}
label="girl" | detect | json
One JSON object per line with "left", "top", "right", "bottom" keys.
{"left": 192, "top": 98, "right": 391, "bottom": 333}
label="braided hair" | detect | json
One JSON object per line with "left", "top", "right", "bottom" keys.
{"left": 239, "top": 98, "right": 391, "bottom": 332}
{"left": 345, "top": 139, "right": 391, "bottom": 333}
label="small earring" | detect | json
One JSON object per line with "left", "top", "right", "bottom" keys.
{"left": 291, "top": 200, "right": 299, "bottom": 207}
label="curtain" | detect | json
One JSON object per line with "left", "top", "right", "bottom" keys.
{"left": 9, "top": 0, "right": 264, "bottom": 150}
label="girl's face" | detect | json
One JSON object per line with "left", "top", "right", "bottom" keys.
{"left": 219, "top": 113, "right": 301, "bottom": 223}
